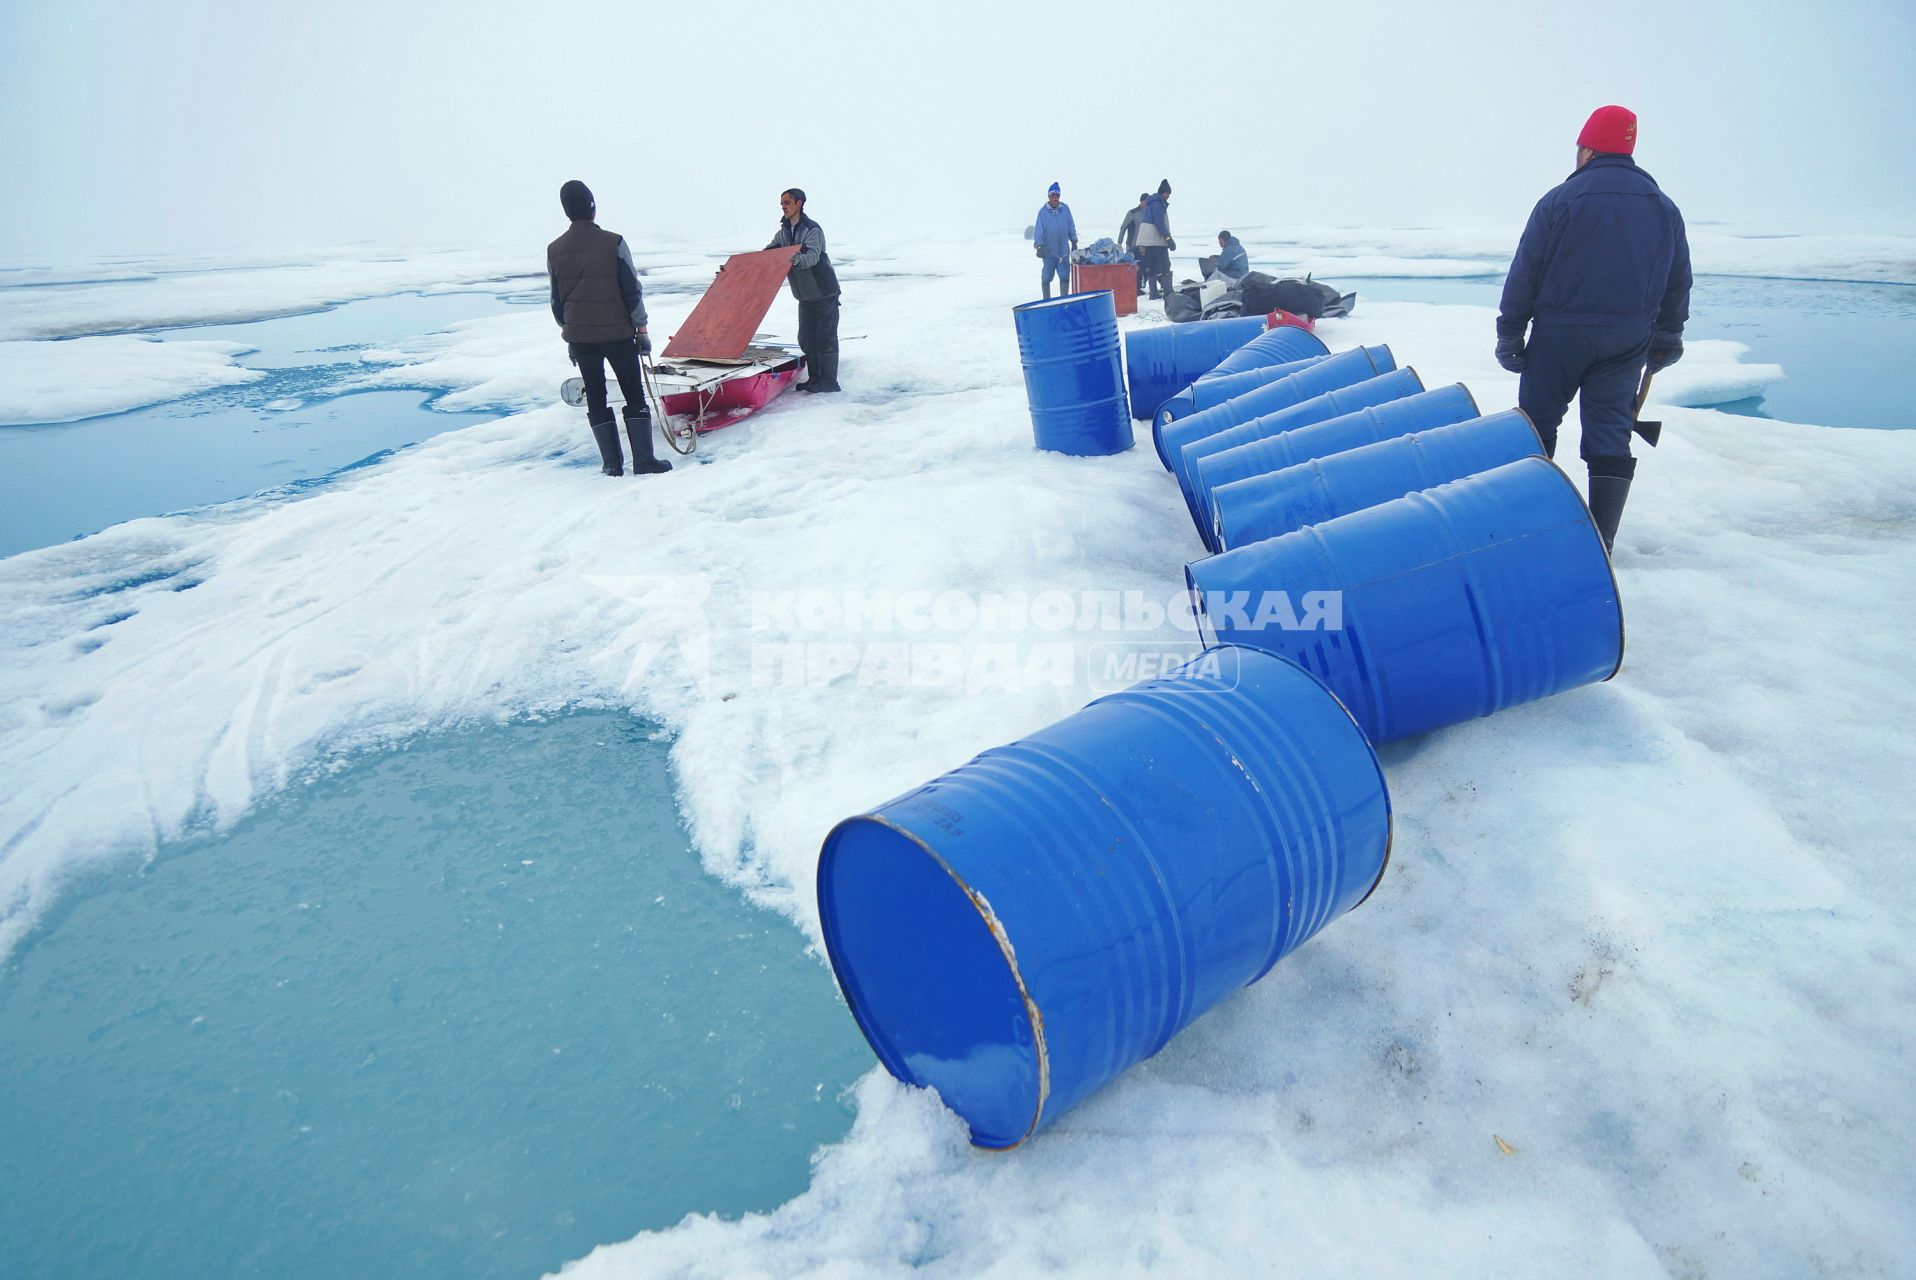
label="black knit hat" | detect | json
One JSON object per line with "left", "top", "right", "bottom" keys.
{"left": 560, "top": 180, "right": 595, "bottom": 221}
{"left": 1158, "top": 179, "right": 1172, "bottom": 196}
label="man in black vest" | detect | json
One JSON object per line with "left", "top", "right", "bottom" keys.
{"left": 547, "top": 179, "right": 670, "bottom": 476}
{"left": 767, "top": 188, "right": 842, "bottom": 393}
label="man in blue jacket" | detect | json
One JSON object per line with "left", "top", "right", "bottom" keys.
{"left": 1135, "top": 179, "right": 1176, "bottom": 305}
{"left": 1033, "top": 182, "right": 1078, "bottom": 299}
{"left": 1214, "top": 230, "right": 1249, "bottom": 281}
{"left": 1496, "top": 105, "right": 1691, "bottom": 550}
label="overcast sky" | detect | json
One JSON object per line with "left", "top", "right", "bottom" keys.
{"left": 2, "top": 0, "right": 1911, "bottom": 264}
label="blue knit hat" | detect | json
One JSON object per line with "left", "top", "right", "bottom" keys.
{"left": 1047, "top": 182, "right": 1061, "bottom": 195}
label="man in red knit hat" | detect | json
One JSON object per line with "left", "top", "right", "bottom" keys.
{"left": 1495, "top": 105, "right": 1692, "bottom": 551}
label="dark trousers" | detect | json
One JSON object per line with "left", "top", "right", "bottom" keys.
{"left": 797, "top": 297, "right": 840, "bottom": 361}
{"left": 1140, "top": 245, "right": 1172, "bottom": 300}
{"left": 1518, "top": 324, "right": 1651, "bottom": 460}
{"left": 569, "top": 338, "right": 645, "bottom": 421}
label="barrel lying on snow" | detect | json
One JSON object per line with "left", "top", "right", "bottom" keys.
{"left": 1184, "top": 380, "right": 1471, "bottom": 550}
{"left": 1175, "top": 368, "right": 1431, "bottom": 542}
{"left": 1210, "top": 410, "right": 1544, "bottom": 551}
{"left": 1186, "top": 457, "right": 1622, "bottom": 743}
{"left": 816, "top": 646, "right": 1392, "bottom": 1149}
{"left": 1155, "top": 344, "right": 1396, "bottom": 471}
{"left": 1012, "top": 291, "right": 1133, "bottom": 456}
{"left": 1123, "top": 314, "right": 1270, "bottom": 426}
{"left": 1191, "top": 322, "right": 1329, "bottom": 383}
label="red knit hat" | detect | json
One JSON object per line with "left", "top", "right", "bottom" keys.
{"left": 1577, "top": 105, "right": 1638, "bottom": 155}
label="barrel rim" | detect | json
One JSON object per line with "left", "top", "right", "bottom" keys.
{"left": 1528, "top": 455, "right": 1627, "bottom": 681}
{"left": 816, "top": 812, "right": 1051, "bottom": 1150}
{"left": 1197, "top": 643, "right": 1396, "bottom": 911}
{"left": 1012, "top": 290, "right": 1119, "bottom": 316}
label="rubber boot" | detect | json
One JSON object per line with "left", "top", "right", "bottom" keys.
{"left": 808, "top": 351, "right": 841, "bottom": 394}
{"left": 624, "top": 405, "right": 671, "bottom": 475}
{"left": 795, "top": 356, "right": 816, "bottom": 393}
{"left": 1586, "top": 455, "right": 1636, "bottom": 553}
{"left": 588, "top": 412, "right": 623, "bottom": 476}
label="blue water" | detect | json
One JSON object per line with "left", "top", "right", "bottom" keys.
{"left": 0, "top": 712, "right": 868, "bottom": 1279}
{"left": 0, "top": 292, "right": 526, "bottom": 558}
{"left": 1340, "top": 274, "right": 1916, "bottom": 431}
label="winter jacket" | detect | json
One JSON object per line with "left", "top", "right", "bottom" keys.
{"left": 1498, "top": 154, "right": 1692, "bottom": 341}
{"left": 767, "top": 213, "right": 841, "bottom": 302}
{"left": 1034, "top": 202, "right": 1078, "bottom": 260}
{"left": 1215, "top": 235, "right": 1249, "bottom": 280}
{"left": 1117, "top": 206, "right": 1145, "bottom": 253}
{"left": 547, "top": 221, "right": 647, "bottom": 344}
{"left": 1135, "top": 193, "right": 1172, "bottom": 248}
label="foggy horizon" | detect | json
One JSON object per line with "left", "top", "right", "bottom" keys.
{"left": 3, "top": 0, "right": 1912, "bottom": 266}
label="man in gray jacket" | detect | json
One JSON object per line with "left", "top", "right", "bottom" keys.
{"left": 1117, "top": 193, "right": 1149, "bottom": 296}
{"left": 767, "top": 188, "right": 842, "bottom": 393}
{"left": 547, "top": 179, "right": 669, "bottom": 475}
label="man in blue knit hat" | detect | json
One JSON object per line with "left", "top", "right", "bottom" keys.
{"left": 1033, "top": 182, "right": 1078, "bottom": 300}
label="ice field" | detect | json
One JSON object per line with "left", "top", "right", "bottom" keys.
{"left": 2, "top": 227, "right": 1914, "bottom": 1277}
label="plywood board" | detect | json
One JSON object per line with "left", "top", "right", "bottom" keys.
{"left": 661, "top": 246, "right": 801, "bottom": 360}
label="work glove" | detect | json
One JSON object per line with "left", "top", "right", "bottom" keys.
{"left": 636, "top": 332, "right": 652, "bottom": 356}
{"left": 1647, "top": 336, "right": 1683, "bottom": 373}
{"left": 1494, "top": 335, "right": 1528, "bottom": 373}
{"left": 1166, "top": 237, "right": 1177, "bottom": 252}
{"left": 1035, "top": 246, "right": 1045, "bottom": 259}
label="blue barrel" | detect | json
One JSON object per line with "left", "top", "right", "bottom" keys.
{"left": 1185, "top": 457, "right": 1622, "bottom": 744}
{"left": 1123, "top": 315, "right": 1269, "bottom": 425}
{"left": 1012, "top": 292, "right": 1134, "bottom": 455}
{"left": 1174, "top": 369, "right": 1432, "bottom": 543}
{"left": 1185, "top": 380, "right": 1468, "bottom": 549}
{"left": 816, "top": 645, "right": 1392, "bottom": 1149}
{"left": 1211, "top": 410, "right": 1544, "bottom": 551}
{"left": 1152, "top": 355, "right": 1327, "bottom": 447}
{"left": 1196, "top": 323, "right": 1330, "bottom": 383}
{"left": 1155, "top": 345, "right": 1396, "bottom": 471}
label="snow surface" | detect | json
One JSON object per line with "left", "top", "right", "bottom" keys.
{"left": 3, "top": 239, "right": 1914, "bottom": 1277}
{"left": 0, "top": 336, "right": 264, "bottom": 425}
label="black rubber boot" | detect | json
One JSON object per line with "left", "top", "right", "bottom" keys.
{"left": 1586, "top": 455, "right": 1636, "bottom": 552}
{"left": 808, "top": 351, "right": 841, "bottom": 393}
{"left": 588, "top": 413, "right": 623, "bottom": 476}
{"left": 624, "top": 406, "right": 671, "bottom": 475}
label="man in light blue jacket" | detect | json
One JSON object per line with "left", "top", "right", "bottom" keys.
{"left": 1033, "top": 182, "right": 1078, "bottom": 299}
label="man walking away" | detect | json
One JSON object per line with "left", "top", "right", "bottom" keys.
{"left": 1215, "top": 230, "right": 1249, "bottom": 281}
{"left": 1118, "top": 193, "right": 1149, "bottom": 295}
{"left": 1135, "top": 179, "right": 1176, "bottom": 304}
{"left": 1496, "top": 105, "right": 1691, "bottom": 551}
{"left": 1034, "top": 182, "right": 1078, "bottom": 300}
{"left": 547, "top": 179, "right": 670, "bottom": 476}
{"left": 768, "top": 187, "right": 842, "bottom": 393}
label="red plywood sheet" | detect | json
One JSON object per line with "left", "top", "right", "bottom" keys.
{"left": 661, "top": 246, "right": 802, "bottom": 360}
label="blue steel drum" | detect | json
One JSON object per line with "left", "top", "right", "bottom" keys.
{"left": 1152, "top": 355, "right": 1326, "bottom": 451}
{"left": 1211, "top": 410, "right": 1543, "bottom": 551}
{"left": 1185, "top": 380, "right": 1469, "bottom": 549}
{"left": 1124, "top": 315, "right": 1270, "bottom": 426}
{"left": 1012, "top": 291, "right": 1134, "bottom": 455}
{"left": 1196, "top": 323, "right": 1330, "bottom": 383}
{"left": 1155, "top": 345, "right": 1396, "bottom": 471}
{"left": 816, "top": 645, "right": 1392, "bottom": 1149}
{"left": 1173, "top": 369, "right": 1432, "bottom": 542}
{"left": 1185, "top": 457, "right": 1623, "bottom": 744}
